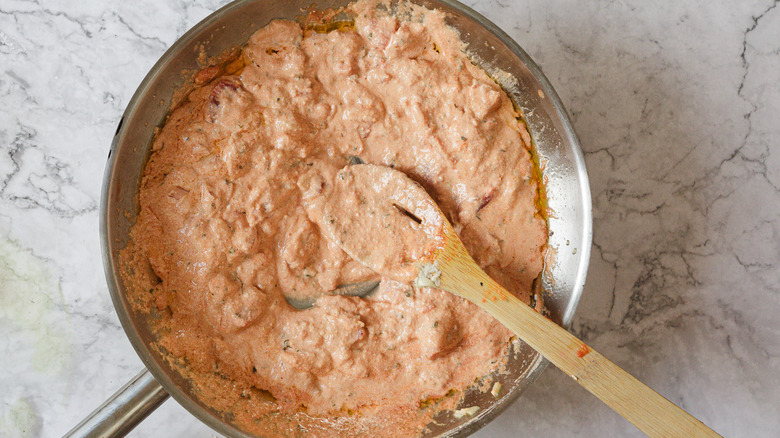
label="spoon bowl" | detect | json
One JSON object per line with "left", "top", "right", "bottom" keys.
{"left": 283, "top": 280, "right": 380, "bottom": 310}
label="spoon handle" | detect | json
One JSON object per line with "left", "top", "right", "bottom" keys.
{"left": 436, "top": 249, "right": 721, "bottom": 438}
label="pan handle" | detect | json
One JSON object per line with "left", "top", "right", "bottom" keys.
{"left": 64, "top": 369, "right": 169, "bottom": 438}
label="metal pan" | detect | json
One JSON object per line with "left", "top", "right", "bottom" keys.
{"left": 67, "top": 0, "right": 591, "bottom": 436}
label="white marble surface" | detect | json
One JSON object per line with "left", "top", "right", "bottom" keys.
{"left": 1, "top": 0, "right": 778, "bottom": 436}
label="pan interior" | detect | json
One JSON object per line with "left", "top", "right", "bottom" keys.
{"left": 101, "top": 1, "right": 591, "bottom": 436}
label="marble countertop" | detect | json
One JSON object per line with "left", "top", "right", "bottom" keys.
{"left": 2, "top": 0, "right": 778, "bottom": 436}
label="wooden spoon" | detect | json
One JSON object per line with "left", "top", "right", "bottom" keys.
{"left": 319, "top": 163, "right": 721, "bottom": 438}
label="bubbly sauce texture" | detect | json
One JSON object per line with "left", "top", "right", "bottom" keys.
{"left": 122, "top": 1, "right": 547, "bottom": 436}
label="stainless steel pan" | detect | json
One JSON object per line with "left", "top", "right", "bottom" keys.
{"left": 67, "top": 0, "right": 591, "bottom": 436}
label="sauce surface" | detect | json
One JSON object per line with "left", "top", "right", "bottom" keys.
{"left": 308, "top": 163, "right": 446, "bottom": 283}
{"left": 122, "top": 1, "right": 547, "bottom": 436}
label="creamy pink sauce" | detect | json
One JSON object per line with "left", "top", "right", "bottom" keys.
{"left": 306, "top": 163, "right": 446, "bottom": 283}
{"left": 122, "top": 1, "right": 547, "bottom": 436}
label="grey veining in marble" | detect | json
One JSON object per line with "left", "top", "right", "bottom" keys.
{"left": 1, "top": 1, "right": 778, "bottom": 437}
